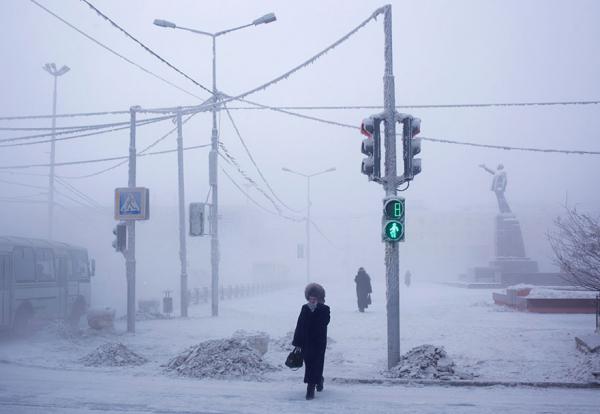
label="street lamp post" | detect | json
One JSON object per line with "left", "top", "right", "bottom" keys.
{"left": 153, "top": 13, "right": 276, "bottom": 317}
{"left": 282, "top": 167, "right": 336, "bottom": 283}
{"left": 42, "top": 63, "right": 70, "bottom": 240}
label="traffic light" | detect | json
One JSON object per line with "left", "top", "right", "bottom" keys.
{"left": 112, "top": 222, "right": 127, "bottom": 252}
{"left": 189, "top": 202, "right": 205, "bottom": 236}
{"left": 402, "top": 116, "right": 422, "bottom": 180}
{"left": 360, "top": 116, "right": 382, "bottom": 180}
{"left": 382, "top": 197, "right": 405, "bottom": 242}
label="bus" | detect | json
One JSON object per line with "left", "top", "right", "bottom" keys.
{"left": 0, "top": 236, "right": 95, "bottom": 333}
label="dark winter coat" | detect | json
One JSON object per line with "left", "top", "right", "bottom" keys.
{"left": 355, "top": 270, "right": 372, "bottom": 309}
{"left": 292, "top": 303, "right": 330, "bottom": 384}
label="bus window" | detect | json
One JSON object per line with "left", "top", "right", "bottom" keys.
{"left": 35, "top": 248, "right": 55, "bottom": 281}
{"left": 69, "top": 250, "right": 89, "bottom": 281}
{"left": 13, "top": 247, "right": 35, "bottom": 282}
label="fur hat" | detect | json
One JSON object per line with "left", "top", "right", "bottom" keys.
{"left": 304, "top": 283, "right": 326, "bottom": 303}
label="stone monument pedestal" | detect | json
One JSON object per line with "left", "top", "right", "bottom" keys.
{"left": 461, "top": 213, "right": 540, "bottom": 286}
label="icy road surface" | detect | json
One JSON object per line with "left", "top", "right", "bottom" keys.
{"left": 1, "top": 363, "right": 600, "bottom": 414}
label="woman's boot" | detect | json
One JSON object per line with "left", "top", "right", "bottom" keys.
{"left": 316, "top": 377, "right": 324, "bottom": 392}
{"left": 306, "top": 383, "right": 316, "bottom": 400}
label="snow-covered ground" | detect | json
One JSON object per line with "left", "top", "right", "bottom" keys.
{"left": 1, "top": 281, "right": 599, "bottom": 413}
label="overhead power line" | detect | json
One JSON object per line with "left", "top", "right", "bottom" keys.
{"left": 420, "top": 136, "right": 600, "bottom": 155}
{"left": 0, "top": 117, "right": 170, "bottom": 148}
{"left": 0, "top": 143, "right": 210, "bottom": 170}
{"left": 0, "top": 109, "right": 130, "bottom": 121}
{"left": 0, "top": 115, "right": 171, "bottom": 144}
{"left": 137, "top": 6, "right": 385, "bottom": 116}
{"left": 29, "top": 0, "right": 204, "bottom": 100}
{"left": 221, "top": 167, "right": 302, "bottom": 222}
{"left": 59, "top": 111, "right": 200, "bottom": 179}
{"left": 224, "top": 100, "right": 600, "bottom": 111}
{"left": 79, "top": 0, "right": 213, "bottom": 95}
{"left": 223, "top": 103, "right": 300, "bottom": 213}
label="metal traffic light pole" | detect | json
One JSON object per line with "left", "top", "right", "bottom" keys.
{"left": 382, "top": 4, "right": 401, "bottom": 370}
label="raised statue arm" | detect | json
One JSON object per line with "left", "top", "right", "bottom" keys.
{"left": 478, "top": 164, "right": 495, "bottom": 175}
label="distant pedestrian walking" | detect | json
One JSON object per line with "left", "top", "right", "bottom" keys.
{"left": 292, "top": 283, "right": 330, "bottom": 400}
{"left": 354, "top": 267, "right": 372, "bottom": 312}
{"left": 404, "top": 270, "right": 412, "bottom": 287}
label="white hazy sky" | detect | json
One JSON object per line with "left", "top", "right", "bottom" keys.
{"left": 1, "top": 1, "right": 599, "bottom": 299}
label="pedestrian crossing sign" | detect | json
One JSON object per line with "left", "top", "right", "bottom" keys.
{"left": 114, "top": 187, "right": 150, "bottom": 220}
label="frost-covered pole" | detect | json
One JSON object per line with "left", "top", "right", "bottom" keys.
{"left": 126, "top": 106, "right": 137, "bottom": 333}
{"left": 48, "top": 74, "right": 57, "bottom": 240}
{"left": 382, "top": 4, "right": 400, "bottom": 370}
{"left": 42, "top": 63, "right": 69, "bottom": 240}
{"left": 210, "top": 35, "right": 220, "bottom": 317}
{"left": 306, "top": 176, "right": 311, "bottom": 283}
{"left": 176, "top": 110, "right": 189, "bottom": 317}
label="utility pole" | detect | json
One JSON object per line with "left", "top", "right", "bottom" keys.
{"left": 42, "top": 63, "right": 69, "bottom": 240}
{"left": 306, "top": 177, "right": 311, "bottom": 283}
{"left": 126, "top": 106, "right": 137, "bottom": 333}
{"left": 282, "top": 167, "right": 336, "bottom": 284}
{"left": 176, "top": 110, "right": 189, "bottom": 317}
{"left": 382, "top": 5, "right": 400, "bottom": 370}
{"left": 153, "top": 13, "right": 276, "bottom": 317}
{"left": 209, "top": 36, "right": 220, "bottom": 317}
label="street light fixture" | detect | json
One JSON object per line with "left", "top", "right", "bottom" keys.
{"left": 153, "top": 12, "right": 276, "bottom": 318}
{"left": 281, "top": 166, "right": 336, "bottom": 283}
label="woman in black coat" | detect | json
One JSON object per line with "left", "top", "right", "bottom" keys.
{"left": 292, "top": 283, "right": 330, "bottom": 400}
{"left": 354, "top": 267, "right": 372, "bottom": 312}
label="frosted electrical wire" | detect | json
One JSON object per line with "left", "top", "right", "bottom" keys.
{"left": 0, "top": 114, "right": 172, "bottom": 145}
{"left": 139, "top": 6, "right": 386, "bottom": 116}
{"left": 0, "top": 109, "right": 130, "bottom": 121}
{"left": 0, "top": 178, "right": 47, "bottom": 190}
{"left": 29, "top": 0, "right": 204, "bottom": 100}
{"left": 223, "top": 103, "right": 300, "bottom": 213}
{"left": 217, "top": 145, "right": 282, "bottom": 214}
{"left": 79, "top": 0, "right": 213, "bottom": 95}
{"left": 420, "top": 136, "right": 600, "bottom": 155}
{"left": 310, "top": 219, "right": 341, "bottom": 250}
{"left": 0, "top": 143, "right": 210, "bottom": 170}
{"left": 58, "top": 112, "right": 200, "bottom": 179}
{"left": 55, "top": 177, "right": 103, "bottom": 209}
{"left": 231, "top": 97, "right": 600, "bottom": 155}
{"left": 221, "top": 167, "right": 303, "bottom": 222}
{"left": 224, "top": 100, "right": 600, "bottom": 111}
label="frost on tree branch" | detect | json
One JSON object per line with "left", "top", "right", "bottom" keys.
{"left": 548, "top": 207, "right": 600, "bottom": 292}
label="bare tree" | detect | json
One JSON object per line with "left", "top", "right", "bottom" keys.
{"left": 548, "top": 207, "right": 600, "bottom": 291}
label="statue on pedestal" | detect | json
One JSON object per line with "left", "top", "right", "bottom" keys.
{"left": 479, "top": 163, "right": 511, "bottom": 214}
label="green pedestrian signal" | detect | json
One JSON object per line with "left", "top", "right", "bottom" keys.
{"left": 382, "top": 197, "right": 405, "bottom": 242}
{"left": 384, "top": 220, "right": 404, "bottom": 241}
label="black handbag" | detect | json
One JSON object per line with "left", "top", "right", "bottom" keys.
{"left": 285, "top": 348, "right": 303, "bottom": 369}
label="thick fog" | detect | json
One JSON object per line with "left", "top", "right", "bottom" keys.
{"left": 1, "top": 0, "right": 600, "bottom": 314}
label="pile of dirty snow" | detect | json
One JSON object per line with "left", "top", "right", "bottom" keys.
{"left": 271, "top": 331, "right": 294, "bottom": 352}
{"left": 232, "top": 330, "right": 269, "bottom": 355}
{"left": 385, "top": 345, "right": 473, "bottom": 380}
{"left": 80, "top": 342, "right": 148, "bottom": 367}
{"left": 165, "top": 338, "right": 276, "bottom": 379}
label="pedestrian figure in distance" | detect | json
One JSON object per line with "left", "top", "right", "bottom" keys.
{"left": 404, "top": 270, "right": 412, "bottom": 287}
{"left": 354, "top": 267, "right": 372, "bottom": 312}
{"left": 292, "top": 283, "right": 330, "bottom": 400}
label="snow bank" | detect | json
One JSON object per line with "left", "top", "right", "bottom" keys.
{"left": 385, "top": 345, "right": 473, "bottom": 380}
{"left": 232, "top": 330, "right": 269, "bottom": 356}
{"left": 165, "top": 338, "right": 277, "bottom": 380}
{"left": 80, "top": 342, "right": 148, "bottom": 367}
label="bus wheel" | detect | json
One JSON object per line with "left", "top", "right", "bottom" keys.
{"left": 12, "top": 306, "right": 33, "bottom": 337}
